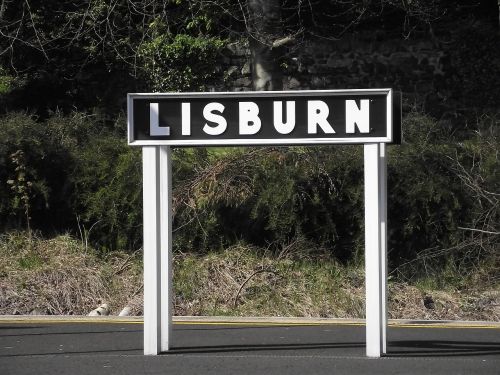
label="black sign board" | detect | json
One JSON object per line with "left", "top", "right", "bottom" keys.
{"left": 128, "top": 89, "right": 399, "bottom": 146}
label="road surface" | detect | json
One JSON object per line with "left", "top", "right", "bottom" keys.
{"left": 0, "top": 317, "right": 498, "bottom": 374}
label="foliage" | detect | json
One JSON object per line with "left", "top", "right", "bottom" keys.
{"left": 171, "top": 112, "right": 499, "bottom": 282}
{"left": 0, "top": 106, "right": 497, "bottom": 284}
{"left": 0, "top": 1, "right": 498, "bottom": 286}
{"left": 0, "top": 67, "right": 15, "bottom": 95}
{"left": 71, "top": 136, "right": 143, "bottom": 251}
{"left": 0, "top": 113, "right": 59, "bottom": 230}
{"left": 389, "top": 113, "right": 499, "bottom": 282}
{"left": 2, "top": 1, "right": 493, "bottom": 116}
{"left": 0, "top": 0, "right": 231, "bottom": 116}
{"left": 0, "top": 111, "right": 141, "bottom": 251}
{"left": 138, "top": 34, "right": 225, "bottom": 92}
{"left": 6, "top": 150, "right": 35, "bottom": 233}
{"left": 170, "top": 146, "right": 365, "bottom": 261}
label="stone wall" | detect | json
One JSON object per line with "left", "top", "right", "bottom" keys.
{"left": 217, "top": 26, "right": 499, "bottom": 120}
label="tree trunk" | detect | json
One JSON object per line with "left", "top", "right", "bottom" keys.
{"left": 247, "top": 0, "right": 283, "bottom": 91}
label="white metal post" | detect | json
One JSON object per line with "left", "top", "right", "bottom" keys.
{"left": 159, "top": 146, "right": 173, "bottom": 351}
{"left": 142, "top": 146, "right": 173, "bottom": 355}
{"left": 379, "top": 143, "right": 388, "bottom": 354}
{"left": 143, "top": 146, "right": 162, "bottom": 355}
{"left": 364, "top": 143, "right": 387, "bottom": 357}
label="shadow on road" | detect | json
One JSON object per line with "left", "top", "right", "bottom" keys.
{"left": 0, "top": 328, "right": 142, "bottom": 338}
{"left": 166, "top": 342, "right": 363, "bottom": 355}
{"left": 0, "top": 348, "right": 141, "bottom": 358}
{"left": 389, "top": 340, "right": 500, "bottom": 357}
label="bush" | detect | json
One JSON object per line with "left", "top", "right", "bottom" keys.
{"left": 172, "top": 112, "right": 499, "bottom": 283}
{"left": 138, "top": 34, "right": 225, "bottom": 92}
{"left": 389, "top": 113, "right": 499, "bottom": 282}
{"left": 71, "top": 136, "right": 143, "bottom": 251}
{"left": 171, "top": 145, "right": 365, "bottom": 262}
{"left": 0, "top": 111, "right": 143, "bottom": 251}
{"left": 0, "top": 112, "right": 72, "bottom": 231}
{"left": 0, "top": 109, "right": 497, "bottom": 285}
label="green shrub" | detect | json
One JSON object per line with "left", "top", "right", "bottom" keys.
{"left": 0, "top": 108, "right": 497, "bottom": 284}
{"left": 0, "top": 111, "right": 142, "bottom": 251}
{"left": 138, "top": 33, "right": 225, "bottom": 92}
{"left": 172, "top": 112, "right": 498, "bottom": 282}
{"left": 71, "top": 136, "right": 143, "bottom": 251}
{"left": 0, "top": 112, "right": 67, "bottom": 231}
{"left": 389, "top": 113, "right": 499, "bottom": 281}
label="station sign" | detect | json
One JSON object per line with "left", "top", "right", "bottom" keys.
{"left": 128, "top": 89, "right": 400, "bottom": 146}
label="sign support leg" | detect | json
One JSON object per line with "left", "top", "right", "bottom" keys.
{"left": 142, "top": 146, "right": 173, "bottom": 355}
{"left": 143, "top": 146, "right": 161, "bottom": 355}
{"left": 159, "top": 145, "right": 173, "bottom": 352}
{"left": 380, "top": 143, "right": 388, "bottom": 354}
{"left": 364, "top": 143, "right": 387, "bottom": 357}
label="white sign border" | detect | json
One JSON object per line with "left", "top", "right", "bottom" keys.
{"left": 127, "top": 89, "right": 393, "bottom": 146}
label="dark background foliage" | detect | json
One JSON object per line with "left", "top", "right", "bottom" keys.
{"left": 0, "top": 1, "right": 498, "bottom": 282}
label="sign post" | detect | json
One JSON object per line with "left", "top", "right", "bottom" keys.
{"left": 364, "top": 143, "right": 388, "bottom": 357}
{"left": 128, "top": 89, "right": 400, "bottom": 357}
{"left": 142, "top": 146, "right": 173, "bottom": 354}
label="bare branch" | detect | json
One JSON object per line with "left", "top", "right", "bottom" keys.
{"left": 457, "top": 227, "right": 499, "bottom": 235}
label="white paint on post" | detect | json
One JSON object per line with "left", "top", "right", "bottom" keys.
{"left": 159, "top": 146, "right": 173, "bottom": 351}
{"left": 364, "top": 143, "right": 386, "bottom": 357}
{"left": 381, "top": 89, "right": 391, "bottom": 354}
{"left": 379, "top": 143, "right": 388, "bottom": 354}
{"left": 142, "top": 146, "right": 161, "bottom": 355}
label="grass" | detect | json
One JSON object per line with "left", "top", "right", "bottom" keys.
{"left": 173, "top": 244, "right": 366, "bottom": 318}
{"left": 0, "top": 232, "right": 142, "bottom": 315}
{"left": 0, "top": 232, "right": 498, "bottom": 320}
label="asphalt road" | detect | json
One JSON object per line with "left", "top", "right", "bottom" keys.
{"left": 0, "top": 319, "right": 499, "bottom": 374}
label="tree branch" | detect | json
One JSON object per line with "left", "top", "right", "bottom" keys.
{"left": 457, "top": 227, "right": 499, "bottom": 235}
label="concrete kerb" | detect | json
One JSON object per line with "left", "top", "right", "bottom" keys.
{"left": 0, "top": 315, "right": 499, "bottom": 329}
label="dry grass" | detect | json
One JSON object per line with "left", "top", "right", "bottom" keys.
{"left": 172, "top": 244, "right": 499, "bottom": 321}
{"left": 388, "top": 283, "right": 499, "bottom": 321}
{"left": 1, "top": 233, "right": 498, "bottom": 320}
{"left": 0, "top": 232, "right": 142, "bottom": 315}
{"left": 172, "top": 243, "right": 366, "bottom": 318}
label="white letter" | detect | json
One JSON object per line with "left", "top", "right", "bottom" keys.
{"left": 203, "top": 102, "right": 227, "bottom": 136}
{"left": 181, "top": 102, "right": 191, "bottom": 136}
{"left": 273, "top": 101, "right": 296, "bottom": 134}
{"left": 308, "top": 100, "right": 335, "bottom": 134}
{"left": 239, "top": 102, "right": 261, "bottom": 135}
{"left": 346, "top": 99, "right": 370, "bottom": 133}
{"left": 150, "top": 102, "right": 170, "bottom": 136}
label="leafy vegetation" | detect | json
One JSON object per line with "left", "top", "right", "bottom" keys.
{"left": 0, "top": 1, "right": 498, "bottom": 316}
{"left": 139, "top": 34, "right": 225, "bottom": 92}
{"left": 0, "top": 110, "right": 497, "bottom": 288}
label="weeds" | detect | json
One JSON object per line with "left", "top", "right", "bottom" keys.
{"left": 0, "top": 232, "right": 141, "bottom": 315}
{"left": 0, "top": 232, "right": 498, "bottom": 320}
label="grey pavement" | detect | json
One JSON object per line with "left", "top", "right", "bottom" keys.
{"left": 0, "top": 319, "right": 499, "bottom": 374}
